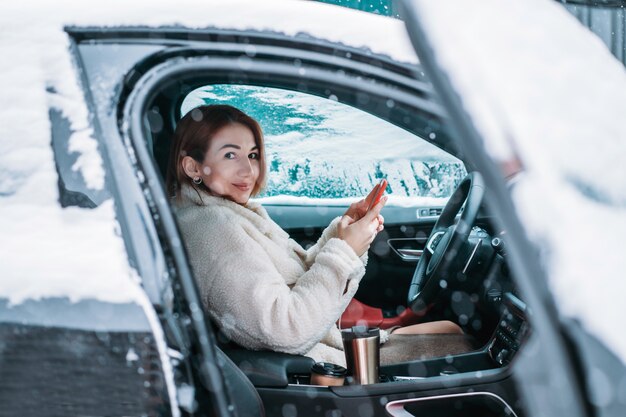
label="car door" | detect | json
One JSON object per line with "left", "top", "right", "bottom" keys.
{"left": 399, "top": 1, "right": 626, "bottom": 417}
{"left": 67, "top": 30, "right": 251, "bottom": 417}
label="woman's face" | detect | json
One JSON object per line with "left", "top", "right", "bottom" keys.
{"left": 197, "top": 123, "right": 260, "bottom": 204}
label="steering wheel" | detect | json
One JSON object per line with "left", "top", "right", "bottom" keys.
{"left": 408, "top": 172, "right": 485, "bottom": 313}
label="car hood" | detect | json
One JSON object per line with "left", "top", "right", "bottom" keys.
{"left": 404, "top": 0, "right": 626, "bottom": 363}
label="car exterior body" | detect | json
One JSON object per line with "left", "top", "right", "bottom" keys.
{"left": 1, "top": 1, "right": 625, "bottom": 416}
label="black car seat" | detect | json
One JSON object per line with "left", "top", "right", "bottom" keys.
{"left": 212, "top": 317, "right": 315, "bottom": 388}
{"left": 216, "top": 347, "right": 265, "bottom": 417}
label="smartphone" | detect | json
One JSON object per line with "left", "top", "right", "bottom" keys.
{"left": 367, "top": 178, "right": 387, "bottom": 211}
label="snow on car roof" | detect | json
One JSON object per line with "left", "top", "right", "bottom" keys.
{"left": 413, "top": 0, "right": 626, "bottom": 362}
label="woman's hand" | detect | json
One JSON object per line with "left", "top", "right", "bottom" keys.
{"left": 338, "top": 197, "right": 386, "bottom": 257}
{"left": 343, "top": 184, "right": 384, "bottom": 220}
{"left": 343, "top": 185, "right": 386, "bottom": 232}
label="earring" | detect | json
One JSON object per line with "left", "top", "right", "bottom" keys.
{"left": 192, "top": 177, "right": 203, "bottom": 185}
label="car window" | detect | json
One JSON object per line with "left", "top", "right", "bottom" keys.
{"left": 181, "top": 85, "right": 466, "bottom": 207}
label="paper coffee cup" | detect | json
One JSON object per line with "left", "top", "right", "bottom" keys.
{"left": 310, "top": 362, "right": 346, "bottom": 386}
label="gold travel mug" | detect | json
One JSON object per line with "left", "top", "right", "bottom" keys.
{"left": 341, "top": 326, "right": 380, "bottom": 385}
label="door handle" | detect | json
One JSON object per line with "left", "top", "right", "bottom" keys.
{"left": 387, "top": 238, "right": 426, "bottom": 262}
{"left": 396, "top": 248, "right": 423, "bottom": 261}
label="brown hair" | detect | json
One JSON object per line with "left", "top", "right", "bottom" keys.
{"left": 166, "top": 104, "right": 267, "bottom": 199}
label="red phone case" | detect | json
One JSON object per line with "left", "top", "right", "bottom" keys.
{"left": 367, "top": 179, "right": 387, "bottom": 211}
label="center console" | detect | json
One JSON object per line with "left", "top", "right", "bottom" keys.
{"left": 379, "top": 292, "right": 529, "bottom": 381}
{"left": 223, "top": 292, "right": 529, "bottom": 388}
{"left": 488, "top": 292, "right": 529, "bottom": 366}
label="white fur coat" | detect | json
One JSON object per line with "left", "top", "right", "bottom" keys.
{"left": 174, "top": 184, "right": 377, "bottom": 366}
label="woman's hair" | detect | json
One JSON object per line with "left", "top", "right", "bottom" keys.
{"left": 166, "top": 104, "right": 267, "bottom": 199}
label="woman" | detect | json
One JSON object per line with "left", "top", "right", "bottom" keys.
{"left": 167, "top": 104, "right": 462, "bottom": 366}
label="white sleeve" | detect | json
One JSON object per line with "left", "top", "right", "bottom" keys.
{"left": 187, "top": 216, "right": 366, "bottom": 356}
{"left": 302, "top": 216, "right": 368, "bottom": 267}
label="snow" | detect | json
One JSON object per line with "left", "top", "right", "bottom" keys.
{"left": 0, "top": 200, "right": 144, "bottom": 305}
{"left": 255, "top": 194, "right": 449, "bottom": 208}
{"left": 413, "top": 0, "right": 626, "bottom": 362}
{"left": 183, "top": 85, "right": 453, "bottom": 163}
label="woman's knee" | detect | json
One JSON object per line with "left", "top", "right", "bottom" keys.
{"left": 391, "top": 320, "right": 463, "bottom": 335}
{"left": 437, "top": 320, "right": 463, "bottom": 334}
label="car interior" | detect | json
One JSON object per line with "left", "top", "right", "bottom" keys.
{"left": 141, "top": 82, "right": 529, "bottom": 417}
{"left": 108, "top": 29, "right": 532, "bottom": 417}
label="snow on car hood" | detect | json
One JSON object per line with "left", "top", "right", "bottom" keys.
{"left": 411, "top": 0, "right": 626, "bottom": 362}
{"left": 0, "top": 0, "right": 414, "bottom": 304}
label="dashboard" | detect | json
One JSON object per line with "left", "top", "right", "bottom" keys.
{"left": 488, "top": 292, "right": 530, "bottom": 366}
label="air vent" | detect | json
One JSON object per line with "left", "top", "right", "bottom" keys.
{"left": 417, "top": 207, "right": 442, "bottom": 218}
